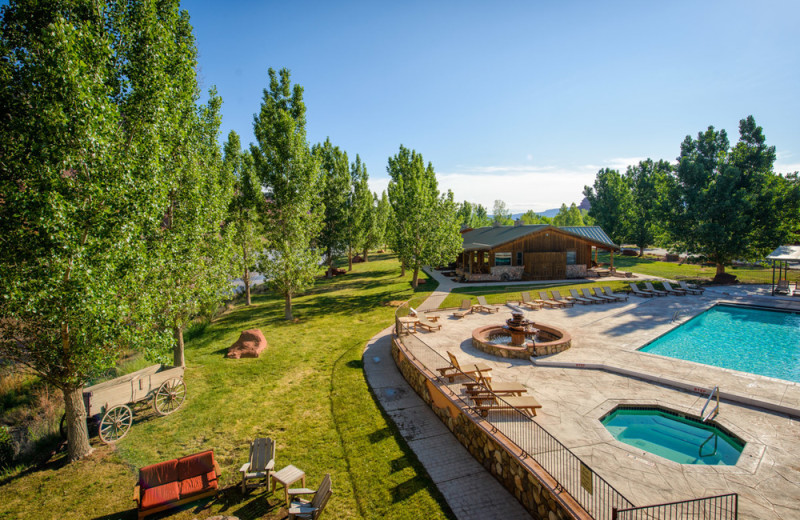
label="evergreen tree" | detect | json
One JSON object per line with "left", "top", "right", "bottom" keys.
{"left": 252, "top": 68, "right": 322, "bottom": 319}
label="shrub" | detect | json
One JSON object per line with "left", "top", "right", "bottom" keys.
{"left": 0, "top": 426, "right": 15, "bottom": 468}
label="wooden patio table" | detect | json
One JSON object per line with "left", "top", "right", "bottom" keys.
{"left": 271, "top": 464, "right": 306, "bottom": 507}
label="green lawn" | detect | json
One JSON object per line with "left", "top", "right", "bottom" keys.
{"left": 0, "top": 253, "right": 453, "bottom": 520}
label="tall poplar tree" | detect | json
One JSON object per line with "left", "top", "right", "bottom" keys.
{"left": 350, "top": 155, "right": 374, "bottom": 264}
{"left": 313, "top": 138, "right": 350, "bottom": 276}
{"left": 252, "top": 68, "right": 322, "bottom": 320}
{"left": 0, "top": 0, "right": 200, "bottom": 461}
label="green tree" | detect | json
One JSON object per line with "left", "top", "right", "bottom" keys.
{"left": 224, "top": 132, "right": 262, "bottom": 306}
{"left": 520, "top": 209, "right": 548, "bottom": 225}
{"left": 348, "top": 155, "right": 374, "bottom": 266}
{"left": 552, "top": 203, "right": 585, "bottom": 226}
{"left": 313, "top": 138, "right": 350, "bottom": 276}
{"left": 492, "top": 199, "right": 513, "bottom": 224}
{"left": 474, "top": 204, "right": 491, "bottom": 227}
{"left": 0, "top": 0, "right": 199, "bottom": 461}
{"left": 624, "top": 159, "right": 672, "bottom": 255}
{"left": 252, "top": 68, "right": 322, "bottom": 320}
{"left": 583, "top": 168, "right": 631, "bottom": 243}
{"left": 373, "top": 191, "right": 392, "bottom": 250}
{"left": 666, "top": 117, "right": 800, "bottom": 279}
{"left": 387, "top": 146, "right": 462, "bottom": 287}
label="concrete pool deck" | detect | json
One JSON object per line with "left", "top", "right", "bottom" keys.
{"left": 414, "top": 285, "right": 800, "bottom": 520}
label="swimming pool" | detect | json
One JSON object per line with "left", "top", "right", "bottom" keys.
{"left": 639, "top": 304, "right": 800, "bottom": 383}
{"left": 602, "top": 406, "right": 744, "bottom": 465}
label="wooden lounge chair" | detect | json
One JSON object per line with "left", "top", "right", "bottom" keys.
{"left": 662, "top": 281, "right": 687, "bottom": 296}
{"left": 475, "top": 295, "right": 499, "bottom": 313}
{"left": 587, "top": 287, "right": 615, "bottom": 303}
{"left": 240, "top": 437, "right": 276, "bottom": 494}
{"left": 288, "top": 473, "right": 332, "bottom": 520}
{"left": 775, "top": 279, "right": 790, "bottom": 295}
{"left": 437, "top": 351, "right": 492, "bottom": 382}
{"left": 602, "top": 286, "right": 628, "bottom": 302}
{"left": 464, "top": 371, "right": 526, "bottom": 397}
{"left": 678, "top": 281, "right": 704, "bottom": 295}
{"left": 452, "top": 299, "right": 473, "bottom": 318}
{"left": 562, "top": 289, "right": 593, "bottom": 305}
{"left": 537, "top": 290, "right": 567, "bottom": 308}
{"left": 520, "top": 292, "right": 543, "bottom": 311}
{"left": 472, "top": 393, "right": 542, "bottom": 418}
{"left": 644, "top": 281, "right": 668, "bottom": 297}
{"left": 416, "top": 312, "right": 441, "bottom": 332}
{"left": 629, "top": 283, "right": 654, "bottom": 298}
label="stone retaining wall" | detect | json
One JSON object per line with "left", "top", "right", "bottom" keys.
{"left": 391, "top": 338, "right": 584, "bottom": 520}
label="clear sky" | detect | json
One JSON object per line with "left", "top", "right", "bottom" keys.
{"left": 187, "top": 0, "right": 800, "bottom": 213}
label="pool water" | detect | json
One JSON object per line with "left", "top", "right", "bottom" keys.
{"left": 639, "top": 304, "right": 800, "bottom": 382}
{"left": 602, "top": 407, "right": 744, "bottom": 465}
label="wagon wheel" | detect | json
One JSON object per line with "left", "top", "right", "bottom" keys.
{"left": 153, "top": 378, "right": 186, "bottom": 416}
{"left": 99, "top": 405, "right": 133, "bottom": 444}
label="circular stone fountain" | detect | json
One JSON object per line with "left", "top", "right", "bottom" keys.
{"left": 472, "top": 306, "right": 571, "bottom": 359}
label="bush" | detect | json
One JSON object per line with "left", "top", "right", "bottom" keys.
{"left": 0, "top": 426, "right": 15, "bottom": 469}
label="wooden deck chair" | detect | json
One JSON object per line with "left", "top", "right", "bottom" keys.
{"left": 288, "top": 473, "right": 332, "bottom": 520}
{"left": 629, "top": 283, "right": 654, "bottom": 298}
{"left": 678, "top": 281, "right": 704, "bottom": 295}
{"left": 416, "top": 312, "right": 442, "bottom": 332}
{"left": 475, "top": 295, "right": 499, "bottom": 313}
{"left": 562, "top": 289, "right": 592, "bottom": 305}
{"left": 538, "top": 291, "right": 569, "bottom": 308}
{"left": 520, "top": 292, "right": 543, "bottom": 311}
{"left": 644, "top": 281, "right": 668, "bottom": 297}
{"left": 662, "top": 281, "right": 687, "bottom": 296}
{"left": 464, "top": 371, "right": 526, "bottom": 397}
{"left": 437, "top": 351, "right": 492, "bottom": 382}
{"left": 579, "top": 288, "right": 609, "bottom": 303}
{"left": 240, "top": 437, "right": 276, "bottom": 494}
{"left": 472, "top": 393, "right": 542, "bottom": 418}
{"left": 602, "top": 286, "right": 628, "bottom": 302}
{"left": 775, "top": 279, "right": 790, "bottom": 295}
{"left": 452, "top": 299, "right": 473, "bottom": 318}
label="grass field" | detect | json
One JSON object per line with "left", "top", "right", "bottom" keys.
{"left": 0, "top": 253, "right": 453, "bottom": 520}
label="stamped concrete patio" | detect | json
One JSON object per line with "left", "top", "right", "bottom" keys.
{"left": 415, "top": 286, "right": 800, "bottom": 520}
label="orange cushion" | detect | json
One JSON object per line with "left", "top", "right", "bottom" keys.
{"left": 179, "top": 470, "right": 218, "bottom": 498}
{"left": 177, "top": 450, "right": 215, "bottom": 480}
{"left": 139, "top": 459, "right": 178, "bottom": 489}
{"left": 140, "top": 481, "right": 180, "bottom": 510}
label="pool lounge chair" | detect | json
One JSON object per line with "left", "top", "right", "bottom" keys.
{"left": 562, "top": 289, "right": 593, "bottom": 305}
{"left": 602, "top": 286, "right": 628, "bottom": 302}
{"left": 464, "top": 371, "right": 527, "bottom": 397}
{"left": 416, "top": 312, "right": 442, "bottom": 332}
{"left": 587, "top": 287, "right": 616, "bottom": 303}
{"left": 437, "top": 351, "right": 492, "bottom": 382}
{"left": 452, "top": 299, "right": 473, "bottom": 319}
{"left": 520, "top": 292, "right": 543, "bottom": 311}
{"left": 629, "top": 283, "right": 654, "bottom": 298}
{"left": 546, "top": 290, "right": 575, "bottom": 307}
{"left": 678, "top": 281, "right": 704, "bottom": 295}
{"left": 644, "top": 281, "right": 668, "bottom": 297}
{"left": 475, "top": 296, "right": 499, "bottom": 313}
{"left": 662, "top": 281, "right": 687, "bottom": 296}
{"left": 537, "top": 291, "right": 566, "bottom": 308}
{"left": 471, "top": 393, "right": 542, "bottom": 418}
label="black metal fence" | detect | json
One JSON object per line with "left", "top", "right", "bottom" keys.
{"left": 612, "top": 493, "right": 738, "bottom": 520}
{"left": 394, "top": 302, "right": 738, "bottom": 520}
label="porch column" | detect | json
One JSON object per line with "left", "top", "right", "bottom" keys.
{"left": 594, "top": 246, "right": 598, "bottom": 264}
{"left": 610, "top": 250, "right": 614, "bottom": 269}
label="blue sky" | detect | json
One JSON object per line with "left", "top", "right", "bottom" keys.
{"left": 188, "top": 0, "right": 800, "bottom": 212}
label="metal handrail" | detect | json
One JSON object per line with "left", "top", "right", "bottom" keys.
{"left": 701, "top": 386, "right": 720, "bottom": 422}
{"left": 613, "top": 492, "right": 737, "bottom": 520}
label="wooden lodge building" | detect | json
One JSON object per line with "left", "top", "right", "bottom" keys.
{"left": 457, "top": 224, "right": 619, "bottom": 281}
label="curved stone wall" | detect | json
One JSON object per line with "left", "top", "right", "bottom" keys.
{"left": 472, "top": 323, "right": 572, "bottom": 359}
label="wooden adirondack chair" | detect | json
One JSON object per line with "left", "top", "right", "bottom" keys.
{"left": 240, "top": 437, "right": 276, "bottom": 493}
{"left": 288, "top": 473, "right": 332, "bottom": 520}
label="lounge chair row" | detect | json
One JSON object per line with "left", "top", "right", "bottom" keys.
{"left": 628, "top": 281, "right": 704, "bottom": 298}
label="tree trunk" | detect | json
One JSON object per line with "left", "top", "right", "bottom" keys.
{"left": 327, "top": 258, "right": 333, "bottom": 279}
{"left": 716, "top": 263, "right": 726, "bottom": 276}
{"left": 284, "top": 292, "right": 293, "bottom": 320}
{"left": 173, "top": 326, "right": 185, "bottom": 367}
{"left": 412, "top": 266, "right": 419, "bottom": 288}
{"left": 362, "top": 248, "right": 369, "bottom": 262}
{"left": 63, "top": 386, "right": 93, "bottom": 462}
{"left": 348, "top": 246, "right": 353, "bottom": 271}
{"left": 400, "top": 260, "right": 406, "bottom": 277}
{"left": 243, "top": 267, "right": 251, "bottom": 306}
{"left": 639, "top": 245, "right": 644, "bottom": 256}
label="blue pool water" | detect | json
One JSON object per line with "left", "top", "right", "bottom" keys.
{"left": 602, "top": 407, "right": 744, "bottom": 465}
{"left": 639, "top": 304, "right": 800, "bottom": 382}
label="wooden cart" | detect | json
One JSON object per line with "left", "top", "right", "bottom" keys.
{"left": 65, "top": 364, "right": 186, "bottom": 444}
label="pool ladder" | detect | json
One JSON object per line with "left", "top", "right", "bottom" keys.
{"left": 701, "top": 386, "right": 720, "bottom": 422}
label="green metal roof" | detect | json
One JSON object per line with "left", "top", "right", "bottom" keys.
{"left": 461, "top": 224, "right": 618, "bottom": 251}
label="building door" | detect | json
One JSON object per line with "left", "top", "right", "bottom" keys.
{"left": 524, "top": 252, "right": 567, "bottom": 280}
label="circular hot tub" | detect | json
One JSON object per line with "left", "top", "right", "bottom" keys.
{"left": 472, "top": 323, "right": 571, "bottom": 359}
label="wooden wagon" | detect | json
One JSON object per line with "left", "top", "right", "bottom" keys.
{"left": 65, "top": 364, "right": 186, "bottom": 444}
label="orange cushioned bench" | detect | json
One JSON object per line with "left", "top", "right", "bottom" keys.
{"left": 133, "top": 450, "right": 221, "bottom": 519}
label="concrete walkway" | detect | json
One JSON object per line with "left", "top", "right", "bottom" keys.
{"left": 363, "top": 327, "right": 532, "bottom": 519}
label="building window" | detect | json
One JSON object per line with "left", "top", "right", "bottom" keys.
{"left": 516, "top": 251, "right": 523, "bottom": 266}
{"left": 495, "top": 252, "right": 512, "bottom": 266}
{"left": 566, "top": 249, "right": 576, "bottom": 265}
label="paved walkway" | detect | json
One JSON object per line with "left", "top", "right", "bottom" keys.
{"left": 363, "top": 327, "right": 532, "bottom": 519}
